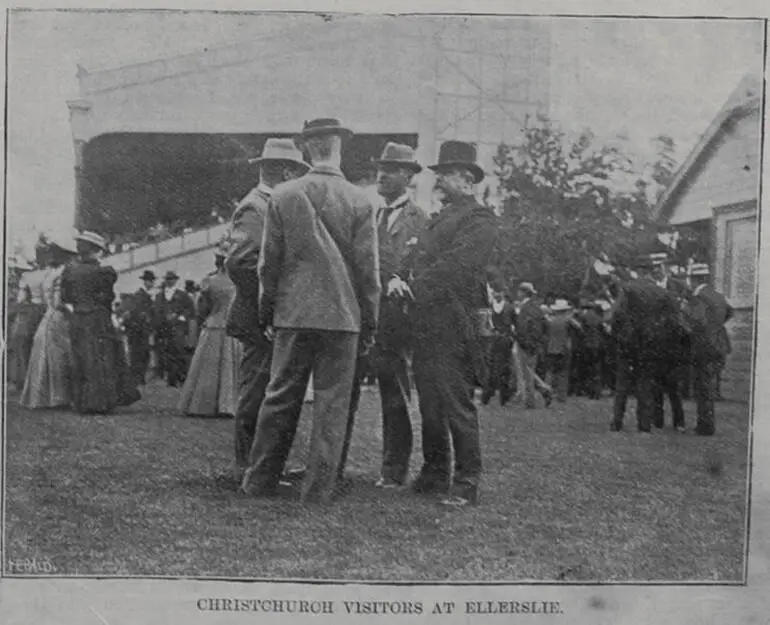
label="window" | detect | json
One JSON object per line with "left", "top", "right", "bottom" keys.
{"left": 725, "top": 215, "right": 757, "bottom": 307}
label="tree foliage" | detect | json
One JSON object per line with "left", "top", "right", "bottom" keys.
{"left": 493, "top": 114, "right": 672, "bottom": 300}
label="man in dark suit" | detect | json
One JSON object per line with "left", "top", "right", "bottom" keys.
{"left": 242, "top": 118, "right": 380, "bottom": 504}
{"left": 516, "top": 282, "right": 549, "bottom": 408}
{"left": 124, "top": 269, "right": 156, "bottom": 386}
{"left": 609, "top": 258, "right": 685, "bottom": 433}
{"left": 154, "top": 270, "right": 195, "bottom": 387}
{"left": 225, "top": 138, "right": 309, "bottom": 485}
{"left": 683, "top": 263, "right": 733, "bottom": 436}
{"left": 392, "top": 140, "right": 497, "bottom": 507}
{"left": 342, "top": 142, "right": 427, "bottom": 489}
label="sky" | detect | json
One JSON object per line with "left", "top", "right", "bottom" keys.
{"left": 5, "top": 11, "right": 765, "bottom": 259}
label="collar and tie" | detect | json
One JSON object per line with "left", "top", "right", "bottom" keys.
{"left": 378, "top": 194, "right": 409, "bottom": 234}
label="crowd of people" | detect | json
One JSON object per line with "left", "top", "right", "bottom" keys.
{"left": 8, "top": 116, "right": 734, "bottom": 508}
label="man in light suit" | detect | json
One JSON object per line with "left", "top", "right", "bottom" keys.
{"left": 683, "top": 263, "right": 733, "bottom": 436}
{"left": 242, "top": 118, "right": 380, "bottom": 504}
{"left": 347, "top": 142, "right": 427, "bottom": 488}
{"left": 225, "top": 138, "right": 310, "bottom": 485}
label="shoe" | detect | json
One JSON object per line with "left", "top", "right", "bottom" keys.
{"left": 439, "top": 495, "right": 471, "bottom": 507}
{"left": 281, "top": 468, "right": 307, "bottom": 484}
{"left": 411, "top": 475, "right": 450, "bottom": 495}
{"left": 375, "top": 477, "right": 404, "bottom": 489}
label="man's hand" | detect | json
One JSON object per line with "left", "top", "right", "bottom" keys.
{"left": 264, "top": 325, "right": 275, "bottom": 342}
{"left": 387, "top": 276, "right": 414, "bottom": 300}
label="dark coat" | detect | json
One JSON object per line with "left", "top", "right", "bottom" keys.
{"left": 684, "top": 286, "right": 733, "bottom": 363}
{"left": 401, "top": 195, "right": 498, "bottom": 385}
{"left": 258, "top": 164, "right": 381, "bottom": 337}
{"left": 124, "top": 288, "right": 154, "bottom": 337}
{"left": 225, "top": 186, "right": 269, "bottom": 344}
{"left": 154, "top": 289, "right": 195, "bottom": 333}
{"left": 612, "top": 279, "right": 686, "bottom": 366}
{"left": 516, "top": 299, "right": 546, "bottom": 354}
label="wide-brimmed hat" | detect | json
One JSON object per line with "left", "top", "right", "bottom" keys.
{"left": 140, "top": 270, "right": 156, "bottom": 282}
{"left": 164, "top": 270, "right": 179, "bottom": 281}
{"left": 294, "top": 118, "right": 353, "bottom": 143}
{"left": 375, "top": 142, "right": 422, "bottom": 173}
{"left": 249, "top": 138, "right": 310, "bottom": 171}
{"left": 517, "top": 281, "right": 537, "bottom": 295}
{"left": 75, "top": 230, "right": 108, "bottom": 252}
{"left": 184, "top": 280, "right": 199, "bottom": 292}
{"left": 49, "top": 231, "right": 78, "bottom": 255}
{"left": 551, "top": 299, "right": 572, "bottom": 312}
{"left": 428, "top": 140, "right": 485, "bottom": 184}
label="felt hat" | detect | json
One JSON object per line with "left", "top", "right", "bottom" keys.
{"left": 164, "top": 270, "right": 179, "bottom": 281}
{"left": 428, "top": 140, "right": 485, "bottom": 184}
{"left": 375, "top": 142, "right": 422, "bottom": 173}
{"left": 551, "top": 298, "right": 572, "bottom": 312}
{"left": 249, "top": 138, "right": 310, "bottom": 171}
{"left": 139, "top": 270, "right": 156, "bottom": 282}
{"left": 75, "top": 230, "right": 108, "bottom": 252}
{"left": 294, "top": 117, "right": 353, "bottom": 143}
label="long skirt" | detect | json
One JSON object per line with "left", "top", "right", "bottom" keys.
{"left": 69, "top": 310, "right": 141, "bottom": 414}
{"left": 20, "top": 309, "right": 73, "bottom": 408}
{"left": 7, "top": 303, "right": 44, "bottom": 388}
{"left": 178, "top": 326, "right": 242, "bottom": 417}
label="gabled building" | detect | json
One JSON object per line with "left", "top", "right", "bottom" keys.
{"left": 654, "top": 72, "right": 762, "bottom": 402}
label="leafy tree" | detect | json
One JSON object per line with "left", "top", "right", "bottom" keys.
{"left": 493, "top": 113, "right": 660, "bottom": 299}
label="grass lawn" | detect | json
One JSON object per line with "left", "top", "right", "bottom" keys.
{"left": 4, "top": 380, "right": 750, "bottom": 581}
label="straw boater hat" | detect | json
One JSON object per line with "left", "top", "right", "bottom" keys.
{"left": 249, "top": 138, "right": 310, "bottom": 171}
{"left": 551, "top": 299, "right": 573, "bottom": 312}
{"left": 375, "top": 142, "right": 422, "bottom": 173}
{"left": 690, "top": 263, "right": 710, "bottom": 276}
{"left": 428, "top": 140, "right": 485, "bottom": 184}
{"left": 140, "top": 270, "right": 156, "bottom": 282}
{"left": 75, "top": 231, "right": 108, "bottom": 252}
{"left": 294, "top": 117, "right": 353, "bottom": 144}
{"left": 49, "top": 231, "right": 78, "bottom": 254}
{"left": 518, "top": 281, "right": 537, "bottom": 296}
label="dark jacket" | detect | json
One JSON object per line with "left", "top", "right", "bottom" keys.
{"left": 154, "top": 289, "right": 195, "bottom": 333}
{"left": 60, "top": 258, "right": 117, "bottom": 313}
{"left": 225, "top": 186, "right": 269, "bottom": 344}
{"left": 258, "top": 164, "right": 381, "bottom": 337}
{"left": 684, "top": 285, "right": 733, "bottom": 363}
{"left": 124, "top": 288, "right": 155, "bottom": 337}
{"left": 401, "top": 195, "right": 498, "bottom": 384}
{"left": 516, "top": 299, "right": 546, "bottom": 355}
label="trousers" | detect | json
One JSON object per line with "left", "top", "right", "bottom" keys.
{"left": 232, "top": 336, "right": 273, "bottom": 480}
{"left": 412, "top": 330, "right": 481, "bottom": 497}
{"left": 244, "top": 329, "right": 359, "bottom": 504}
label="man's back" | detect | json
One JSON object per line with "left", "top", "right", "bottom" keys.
{"left": 258, "top": 165, "right": 380, "bottom": 335}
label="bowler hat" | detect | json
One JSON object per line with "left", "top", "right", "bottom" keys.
{"left": 294, "top": 118, "right": 353, "bottom": 143}
{"left": 184, "top": 280, "right": 199, "bottom": 292}
{"left": 375, "top": 142, "right": 422, "bottom": 173}
{"left": 164, "top": 270, "right": 179, "bottom": 281}
{"left": 249, "top": 138, "right": 310, "bottom": 171}
{"left": 75, "top": 230, "right": 108, "bottom": 252}
{"left": 428, "top": 140, "right": 485, "bottom": 184}
{"left": 140, "top": 270, "right": 156, "bottom": 282}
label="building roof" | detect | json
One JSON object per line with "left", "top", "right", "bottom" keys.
{"left": 653, "top": 72, "right": 762, "bottom": 223}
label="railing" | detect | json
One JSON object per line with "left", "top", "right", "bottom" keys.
{"left": 104, "top": 223, "right": 229, "bottom": 274}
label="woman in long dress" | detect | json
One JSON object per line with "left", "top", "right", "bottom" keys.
{"left": 7, "top": 260, "right": 48, "bottom": 391}
{"left": 20, "top": 240, "right": 78, "bottom": 408}
{"left": 60, "top": 231, "right": 141, "bottom": 414}
{"left": 178, "top": 252, "right": 242, "bottom": 417}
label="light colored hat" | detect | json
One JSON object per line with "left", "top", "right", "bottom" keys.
{"left": 249, "top": 138, "right": 310, "bottom": 171}
{"left": 375, "top": 142, "right": 422, "bottom": 173}
{"left": 690, "top": 263, "right": 710, "bottom": 276}
{"left": 49, "top": 231, "right": 78, "bottom": 254}
{"left": 595, "top": 299, "right": 612, "bottom": 312}
{"left": 75, "top": 230, "right": 108, "bottom": 252}
{"left": 551, "top": 299, "right": 572, "bottom": 312}
{"left": 518, "top": 281, "right": 537, "bottom": 295}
